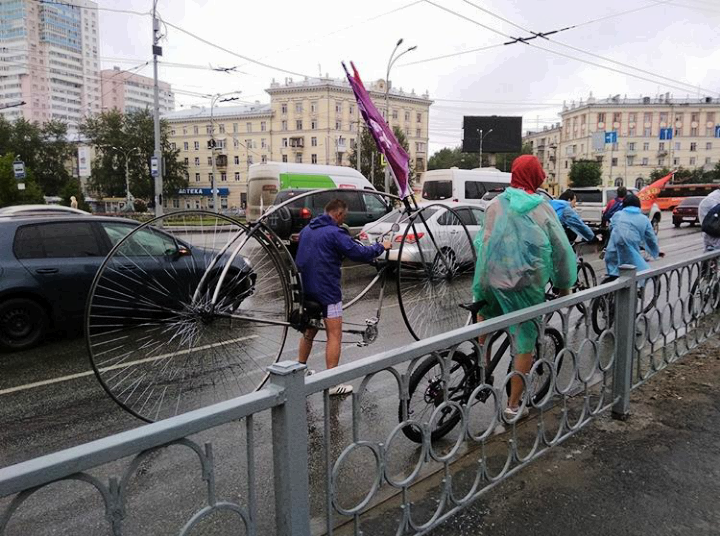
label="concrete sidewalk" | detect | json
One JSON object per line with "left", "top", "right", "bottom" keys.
{"left": 359, "top": 338, "right": 720, "bottom": 536}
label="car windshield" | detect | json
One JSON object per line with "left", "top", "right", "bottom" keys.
{"left": 679, "top": 197, "right": 703, "bottom": 207}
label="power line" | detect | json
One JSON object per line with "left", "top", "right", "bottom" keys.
{"left": 400, "top": 43, "right": 506, "bottom": 66}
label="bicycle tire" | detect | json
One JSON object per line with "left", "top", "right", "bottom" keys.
{"left": 396, "top": 204, "right": 477, "bottom": 341}
{"left": 574, "top": 260, "right": 596, "bottom": 315}
{"left": 86, "top": 211, "right": 294, "bottom": 422}
{"left": 399, "top": 350, "right": 473, "bottom": 444}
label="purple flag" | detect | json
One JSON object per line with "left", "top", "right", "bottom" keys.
{"left": 343, "top": 62, "right": 411, "bottom": 199}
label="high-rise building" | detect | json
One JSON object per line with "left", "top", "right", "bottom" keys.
{"left": 101, "top": 66, "right": 174, "bottom": 115}
{"left": 0, "top": 0, "right": 101, "bottom": 128}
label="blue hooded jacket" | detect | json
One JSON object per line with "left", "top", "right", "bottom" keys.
{"left": 604, "top": 206, "right": 660, "bottom": 277}
{"left": 296, "top": 214, "right": 385, "bottom": 305}
{"left": 549, "top": 199, "right": 595, "bottom": 242}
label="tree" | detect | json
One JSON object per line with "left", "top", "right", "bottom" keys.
{"left": 36, "top": 121, "right": 74, "bottom": 195}
{"left": 427, "top": 147, "right": 479, "bottom": 170}
{"left": 79, "top": 109, "right": 188, "bottom": 200}
{"left": 0, "top": 153, "right": 45, "bottom": 208}
{"left": 60, "top": 178, "right": 91, "bottom": 212}
{"left": 348, "top": 125, "right": 413, "bottom": 193}
{"left": 568, "top": 159, "right": 602, "bottom": 187}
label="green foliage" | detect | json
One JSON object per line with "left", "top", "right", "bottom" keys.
{"left": 0, "top": 153, "right": 45, "bottom": 208}
{"left": 427, "top": 143, "right": 532, "bottom": 172}
{"left": 568, "top": 159, "right": 602, "bottom": 187}
{"left": 348, "top": 126, "right": 413, "bottom": 193}
{"left": 133, "top": 198, "right": 148, "bottom": 213}
{"left": 79, "top": 109, "right": 188, "bottom": 200}
{"left": 60, "top": 178, "right": 91, "bottom": 212}
{"left": 651, "top": 165, "right": 720, "bottom": 184}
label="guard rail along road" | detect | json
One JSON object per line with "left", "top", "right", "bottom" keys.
{"left": 2, "top": 248, "right": 720, "bottom": 535}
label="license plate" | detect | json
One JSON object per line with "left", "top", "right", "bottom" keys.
{"left": 683, "top": 217, "right": 695, "bottom": 221}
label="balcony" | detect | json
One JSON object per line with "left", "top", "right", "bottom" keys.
{"left": 657, "top": 150, "right": 668, "bottom": 157}
{"left": 289, "top": 137, "right": 304, "bottom": 149}
{"left": 215, "top": 154, "right": 228, "bottom": 168}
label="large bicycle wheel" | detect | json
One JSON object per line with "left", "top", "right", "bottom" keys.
{"left": 86, "top": 211, "right": 294, "bottom": 422}
{"left": 396, "top": 205, "right": 477, "bottom": 340}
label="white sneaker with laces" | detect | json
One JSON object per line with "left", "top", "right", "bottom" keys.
{"left": 503, "top": 406, "right": 529, "bottom": 421}
{"left": 328, "top": 384, "right": 353, "bottom": 397}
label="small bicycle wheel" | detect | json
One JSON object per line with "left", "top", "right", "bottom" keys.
{"left": 399, "top": 350, "right": 472, "bottom": 443}
{"left": 396, "top": 205, "right": 477, "bottom": 340}
{"left": 86, "top": 211, "right": 294, "bottom": 422}
{"left": 591, "top": 294, "right": 614, "bottom": 335}
{"left": 574, "top": 260, "right": 596, "bottom": 315}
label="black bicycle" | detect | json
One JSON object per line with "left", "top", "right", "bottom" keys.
{"left": 590, "top": 275, "right": 661, "bottom": 335}
{"left": 399, "top": 301, "right": 564, "bottom": 443}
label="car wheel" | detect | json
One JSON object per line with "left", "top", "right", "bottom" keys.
{"left": 0, "top": 298, "right": 48, "bottom": 351}
{"left": 673, "top": 221, "right": 681, "bottom": 228}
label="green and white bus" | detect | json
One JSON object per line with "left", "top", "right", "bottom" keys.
{"left": 247, "top": 162, "right": 376, "bottom": 222}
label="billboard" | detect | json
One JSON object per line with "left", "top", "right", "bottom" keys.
{"left": 462, "top": 116, "right": 522, "bottom": 153}
{"left": 78, "top": 146, "right": 91, "bottom": 178}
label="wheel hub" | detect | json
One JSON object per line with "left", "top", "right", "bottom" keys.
{"left": 423, "top": 378, "right": 445, "bottom": 405}
{"left": 1, "top": 309, "right": 32, "bottom": 338}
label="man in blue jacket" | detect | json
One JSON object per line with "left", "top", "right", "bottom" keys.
{"left": 296, "top": 198, "right": 389, "bottom": 395}
{"left": 550, "top": 189, "right": 596, "bottom": 243}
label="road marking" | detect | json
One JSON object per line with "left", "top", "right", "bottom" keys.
{"left": 0, "top": 335, "right": 258, "bottom": 397}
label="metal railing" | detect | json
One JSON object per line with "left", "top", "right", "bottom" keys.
{"left": 2, "top": 249, "right": 720, "bottom": 535}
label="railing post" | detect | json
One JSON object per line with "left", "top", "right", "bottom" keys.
{"left": 612, "top": 264, "right": 637, "bottom": 420}
{"left": 268, "top": 361, "right": 311, "bottom": 536}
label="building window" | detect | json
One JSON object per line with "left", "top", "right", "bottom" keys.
{"left": 296, "top": 120, "right": 303, "bottom": 130}
{"left": 193, "top": 126, "right": 199, "bottom": 134}
{"left": 207, "top": 157, "right": 213, "bottom": 165}
{"left": 234, "top": 156, "right": 240, "bottom": 165}
{"left": 233, "top": 123, "right": 238, "bottom": 133}
{"left": 261, "top": 138, "right": 266, "bottom": 149}
{"left": 658, "top": 158, "right": 665, "bottom": 166}
{"left": 627, "top": 142, "right": 635, "bottom": 151}
{"left": 416, "top": 128, "right": 421, "bottom": 137}
{"left": 208, "top": 173, "right": 214, "bottom": 182}
{"left": 219, "top": 124, "right": 225, "bottom": 134}
{"left": 311, "top": 120, "right": 317, "bottom": 130}
{"left": 707, "top": 142, "right": 713, "bottom": 150}
{"left": 659, "top": 142, "right": 665, "bottom": 151}
{"left": 674, "top": 142, "right": 681, "bottom": 151}
{"left": 691, "top": 142, "right": 697, "bottom": 152}
{"left": 392, "top": 109, "right": 398, "bottom": 120}
{"left": 642, "top": 157, "right": 649, "bottom": 166}
{"left": 281, "top": 120, "right": 287, "bottom": 131}
{"left": 194, "top": 141, "right": 200, "bottom": 150}
{"left": 221, "top": 172, "right": 227, "bottom": 182}
{"left": 335, "top": 121, "right": 341, "bottom": 130}
{"left": 183, "top": 127, "right": 187, "bottom": 135}
{"left": 673, "top": 158, "right": 680, "bottom": 166}
{"left": 195, "top": 173, "right": 200, "bottom": 182}
{"left": 311, "top": 137, "right": 317, "bottom": 147}
{"left": 206, "top": 126, "right": 212, "bottom": 135}
{"left": 245, "top": 139, "right": 253, "bottom": 149}
{"left": 628, "top": 126, "right": 635, "bottom": 136}
{"left": 611, "top": 157, "right": 618, "bottom": 166}
{"left": 194, "top": 157, "right": 200, "bottom": 166}
{"left": 643, "top": 142, "right": 650, "bottom": 151}
{"left": 691, "top": 112, "right": 699, "bottom": 122}
{"left": 184, "top": 157, "right": 189, "bottom": 165}
{"left": 294, "top": 153, "right": 303, "bottom": 163}
{"left": 310, "top": 102, "right": 317, "bottom": 113}
{"left": 234, "top": 172, "right": 240, "bottom": 181}
{"left": 248, "top": 156, "right": 253, "bottom": 165}
{"left": 706, "top": 157, "right": 712, "bottom": 165}
{"left": 675, "top": 128, "right": 682, "bottom": 137}
{"left": 676, "top": 113, "right": 683, "bottom": 122}
{"left": 311, "top": 154, "right": 317, "bottom": 164}
{"left": 627, "top": 156, "right": 635, "bottom": 166}
{"left": 183, "top": 142, "right": 189, "bottom": 151}
{"left": 245, "top": 122, "right": 251, "bottom": 133}
{"left": 335, "top": 102, "right": 342, "bottom": 114}
{"left": 261, "top": 155, "right": 267, "bottom": 163}
{"left": 261, "top": 121, "right": 267, "bottom": 132}
{"left": 416, "top": 112, "right": 422, "bottom": 123}
{"left": 597, "top": 112, "right": 605, "bottom": 123}
{"left": 629, "top": 113, "right": 637, "bottom": 122}
{"left": 643, "top": 127, "right": 651, "bottom": 137}
{"left": 281, "top": 103, "right": 287, "bottom": 114}
{"left": 282, "top": 155, "right": 288, "bottom": 163}
{"left": 404, "top": 111, "right": 410, "bottom": 122}
{"left": 690, "top": 157, "right": 696, "bottom": 166}
{"left": 282, "top": 138, "right": 288, "bottom": 147}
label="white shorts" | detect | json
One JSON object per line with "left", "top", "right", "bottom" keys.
{"left": 324, "top": 301, "right": 343, "bottom": 319}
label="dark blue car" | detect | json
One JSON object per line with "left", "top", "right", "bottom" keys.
{"left": 0, "top": 214, "right": 254, "bottom": 351}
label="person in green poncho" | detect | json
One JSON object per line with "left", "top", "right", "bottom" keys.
{"left": 473, "top": 155, "right": 577, "bottom": 420}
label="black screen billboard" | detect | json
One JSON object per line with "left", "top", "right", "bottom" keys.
{"left": 462, "top": 116, "right": 522, "bottom": 153}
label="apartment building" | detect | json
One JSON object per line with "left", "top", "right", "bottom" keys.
{"left": 524, "top": 124, "right": 562, "bottom": 195}
{"left": 0, "top": 0, "right": 101, "bottom": 129}
{"left": 553, "top": 94, "right": 720, "bottom": 190}
{"left": 164, "top": 77, "right": 432, "bottom": 210}
{"left": 101, "top": 66, "right": 174, "bottom": 114}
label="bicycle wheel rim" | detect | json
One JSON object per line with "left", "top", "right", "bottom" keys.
{"left": 86, "top": 211, "right": 292, "bottom": 422}
{"left": 396, "top": 205, "right": 477, "bottom": 341}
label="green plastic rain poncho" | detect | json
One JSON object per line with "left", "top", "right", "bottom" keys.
{"left": 472, "top": 156, "right": 577, "bottom": 353}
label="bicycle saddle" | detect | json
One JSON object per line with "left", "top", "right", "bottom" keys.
{"left": 459, "top": 301, "right": 486, "bottom": 315}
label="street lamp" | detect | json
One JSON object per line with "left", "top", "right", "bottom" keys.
{"left": 383, "top": 39, "right": 417, "bottom": 193}
{"left": 476, "top": 128, "right": 493, "bottom": 169}
{"left": 209, "top": 91, "right": 242, "bottom": 213}
{"left": 102, "top": 145, "right": 142, "bottom": 212}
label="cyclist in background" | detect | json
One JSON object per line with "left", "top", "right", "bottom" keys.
{"left": 473, "top": 155, "right": 577, "bottom": 420}
{"left": 602, "top": 186, "right": 627, "bottom": 228}
{"left": 603, "top": 193, "right": 662, "bottom": 282}
{"left": 550, "top": 189, "right": 596, "bottom": 244}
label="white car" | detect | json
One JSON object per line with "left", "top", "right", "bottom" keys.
{"left": 358, "top": 202, "right": 484, "bottom": 265}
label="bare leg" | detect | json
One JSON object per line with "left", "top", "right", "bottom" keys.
{"left": 508, "top": 352, "right": 533, "bottom": 408}
{"left": 298, "top": 327, "right": 318, "bottom": 364}
{"left": 324, "top": 317, "right": 343, "bottom": 369}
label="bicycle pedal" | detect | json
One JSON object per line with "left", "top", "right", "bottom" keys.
{"left": 365, "top": 317, "right": 379, "bottom": 326}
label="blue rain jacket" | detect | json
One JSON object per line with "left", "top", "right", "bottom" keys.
{"left": 549, "top": 199, "right": 595, "bottom": 242}
{"left": 604, "top": 207, "right": 660, "bottom": 277}
{"left": 296, "top": 214, "right": 385, "bottom": 305}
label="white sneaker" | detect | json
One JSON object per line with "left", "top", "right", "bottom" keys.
{"left": 503, "top": 406, "right": 529, "bottom": 421}
{"left": 328, "top": 384, "right": 353, "bottom": 396}
{"left": 305, "top": 368, "right": 315, "bottom": 377}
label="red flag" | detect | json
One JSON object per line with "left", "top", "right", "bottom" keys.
{"left": 638, "top": 171, "right": 674, "bottom": 211}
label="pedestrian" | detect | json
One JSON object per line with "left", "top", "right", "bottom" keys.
{"left": 70, "top": 196, "right": 78, "bottom": 209}
{"left": 550, "top": 189, "right": 596, "bottom": 243}
{"left": 603, "top": 193, "right": 662, "bottom": 281}
{"left": 602, "top": 186, "right": 627, "bottom": 228}
{"left": 472, "top": 155, "right": 577, "bottom": 419}
{"left": 698, "top": 187, "right": 720, "bottom": 252}
{"left": 296, "top": 198, "right": 390, "bottom": 396}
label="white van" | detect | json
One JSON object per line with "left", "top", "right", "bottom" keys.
{"left": 247, "top": 162, "right": 375, "bottom": 222}
{"left": 420, "top": 167, "right": 511, "bottom": 208}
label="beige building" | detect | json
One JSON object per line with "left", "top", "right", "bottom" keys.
{"left": 524, "top": 124, "right": 562, "bottom": 195}
{"left": 101, "top": 66, "right": 174, "bottom": 114}
{"left": 530, "top": 94, "right": 720, "bottom": 191}
{"left": 164, "top": 77, "right": 432, "bottom": 210}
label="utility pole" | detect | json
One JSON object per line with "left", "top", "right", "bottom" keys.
{"left": 477, "top": 128, "right": 493, "bottom": 168}
{"left": 152, "top": 0, "right": 163, "bottom": 216}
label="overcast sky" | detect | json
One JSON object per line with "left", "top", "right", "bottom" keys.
{"left": 98, "top": 0, "right": 720, "bottom": 154}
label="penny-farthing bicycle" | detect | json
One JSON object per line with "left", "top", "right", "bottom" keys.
{"left": 85, "top": 191, "right": 478, "bottom": 422}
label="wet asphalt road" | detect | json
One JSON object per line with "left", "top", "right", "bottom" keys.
{"left": 0, "top": 218, "right": 706, "bottom": 535}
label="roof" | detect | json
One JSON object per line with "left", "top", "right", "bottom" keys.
{"left": 266, "top": 77, "right": 432, "bottom": 104}
{"left": 163, "top": 103, "right": 273, "bottom": 122}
